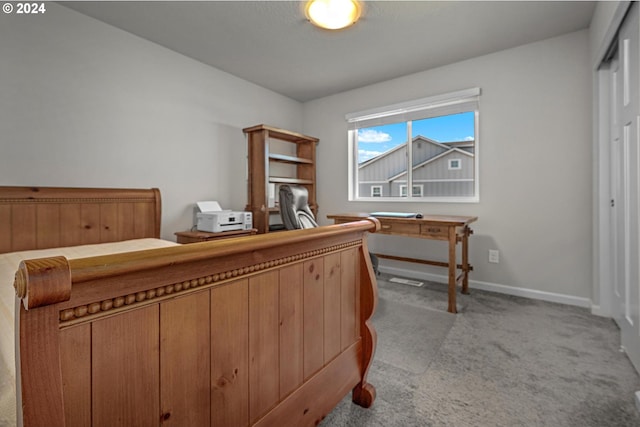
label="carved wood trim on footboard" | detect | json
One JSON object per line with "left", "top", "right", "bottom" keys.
{"left": 14, "top": 219, "right": 380, "bottom": 427}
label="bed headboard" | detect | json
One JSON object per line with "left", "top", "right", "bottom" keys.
{"left": 0, "top": 186, "right": 162, "bottom": 253}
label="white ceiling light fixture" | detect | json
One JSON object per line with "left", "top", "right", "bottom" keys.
{"left": 305, "top": 0, "right": 362, "bottom": 30}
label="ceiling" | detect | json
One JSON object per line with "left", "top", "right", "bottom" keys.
{"left": 61, "top": 1, "right": 597, "bottom": 102}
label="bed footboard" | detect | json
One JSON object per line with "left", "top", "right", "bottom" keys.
{"left": 14, "top": 219, "right": 379, "bottom": 427}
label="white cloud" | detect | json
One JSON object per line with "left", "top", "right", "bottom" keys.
{"left": 464, "top": 136, "right": 474, "bottom": 141}
{"left": 358, "top": 149, "right": 384, "bottom": 162}
{"left": 358, "top": 129, "right": 391, "bottom": 143}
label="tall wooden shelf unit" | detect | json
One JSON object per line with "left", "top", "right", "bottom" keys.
{"left": 244, "top": 124, "right": 319, "bottom": 234}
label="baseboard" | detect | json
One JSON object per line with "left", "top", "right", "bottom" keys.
{"left": 379, "top": 265, "right": 592, "bottom": 309}
{"left": 590, "top": 304, "right": 607, "bottom": 317}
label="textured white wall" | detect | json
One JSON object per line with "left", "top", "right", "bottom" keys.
{"left": 0, "top": 3, "right": 303, "bottom": 240}
{"left": 304, "top": 30, "right": 592, "bottom": 301}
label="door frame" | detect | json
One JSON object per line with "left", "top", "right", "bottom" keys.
{"left": 594, "top": 1, "right": 633, "bottom": 318}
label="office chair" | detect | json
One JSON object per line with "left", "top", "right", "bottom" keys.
{"left": 279, "top": 184, "right": 318, "bottom": 230}
{"left": 278, "top": 184, "right": 378, "bottom": 274}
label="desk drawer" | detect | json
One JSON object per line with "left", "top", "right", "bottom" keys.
{"left": 379, "top": 220, "right": 419, "bottom": 235}
{"left": 420, "top": 225, "right": 449, "bottom": 240}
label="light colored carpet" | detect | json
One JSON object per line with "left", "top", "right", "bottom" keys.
{"left": 373, "top": 297, "right": 455, "bottom": 375}
{"left": 321, "top": 275, "right": 640, "bottom": 426}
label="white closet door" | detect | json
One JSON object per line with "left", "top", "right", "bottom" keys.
{"left": 611, "top": 3, "right": 640, "bottom": 372}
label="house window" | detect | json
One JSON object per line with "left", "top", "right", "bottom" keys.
{"left": 400, "top": 185, "right": 423, "bottom": 197}
{"left": 346, "top": 88, "right": 480, "bottom": 202}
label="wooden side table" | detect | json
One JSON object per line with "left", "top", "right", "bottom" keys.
{"left": 174, "top": 229, "right": 257, "bottom": 244}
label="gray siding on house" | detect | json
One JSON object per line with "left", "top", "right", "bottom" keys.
{"left": 413, "top": 151, "right": 474, "bottom": 181}
{"left": 411, "top": 181, "right": 474, "bottom": 197}
{"left": 357, "top": 136, "right": 475, "bottom": 198}
{"left": 411, "top": 138, "right": 449, "bottom": 166}
{"left": 359, "top": 145, "right": 406, "bottom": 182}
{"left": 358, "top": 182, "right": 392, "bottom": 198}
{"left": 358, "top": 137, "right": 449, "bottom": 182}
{"left": 358, "top": 180, "right": 474, "bottom": 197}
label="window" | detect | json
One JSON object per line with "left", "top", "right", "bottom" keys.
{"left": 347, "top": 88, "right": 480, "bottom": 202}
{"left": 400, "top": 185, "right": 424, "bottom": 197}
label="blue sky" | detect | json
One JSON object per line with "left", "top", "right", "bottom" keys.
{"left": 357, "top": 112, "right": 475, "bottom": 163}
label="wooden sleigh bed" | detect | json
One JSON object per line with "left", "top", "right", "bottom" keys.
{"left": 0, "top": 186, "right": 379, "bottom": 427}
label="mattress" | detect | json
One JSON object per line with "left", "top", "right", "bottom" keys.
{"left": 0, "top": 238, "right": 179, "bottom": 426}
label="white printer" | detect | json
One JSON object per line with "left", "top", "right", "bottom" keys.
{"left": 195, "top": 201, "right": 253, "bottom": 233}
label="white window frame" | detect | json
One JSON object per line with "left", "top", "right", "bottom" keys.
{"left": 346, "top": 88, "right": 480, "bottom": 203}
{"left": 448, "top": 159, "right": 462, "bottom": 170}
{"left": 371, "top": 185, "right": 382, "bottom": 197}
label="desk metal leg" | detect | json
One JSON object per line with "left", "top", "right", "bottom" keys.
{"left": 447, "top": 227, "right": 457, "bottom": 314}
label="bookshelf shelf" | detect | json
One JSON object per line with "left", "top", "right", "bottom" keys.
{"left": 244, "top": 124, "right": 318, "bottom": 233}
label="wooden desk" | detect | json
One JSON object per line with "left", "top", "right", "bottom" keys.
{"left": 327, "top": 213, "right": 477, "bottom": 313}
{"left": 174, "top": 228, "right": 257, "bottom": 244}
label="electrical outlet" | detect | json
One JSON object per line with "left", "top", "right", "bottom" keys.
{"left": 489, "top": 249, "right": 499, "bottom": 263}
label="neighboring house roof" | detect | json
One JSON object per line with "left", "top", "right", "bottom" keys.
{"left": 358, "top": 134, "right": 475, "bottom": 182}
{"left": 442, "top": 140, "right": 474, "bottom": 149}
{"left": 387, "top": 147, "right": 474, "bottom": 182}
{"left": 358, "top": 135, "right": 442, "bottom": 169}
